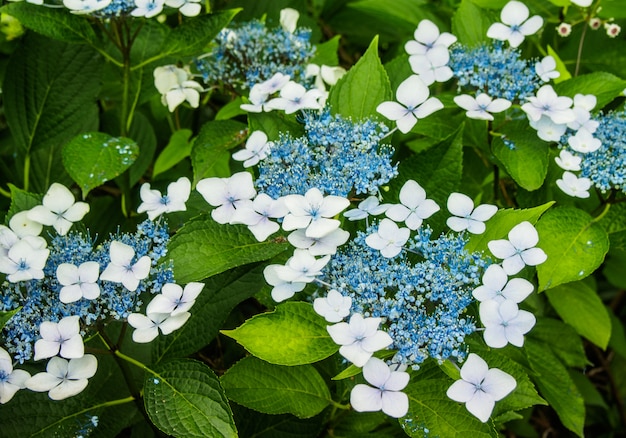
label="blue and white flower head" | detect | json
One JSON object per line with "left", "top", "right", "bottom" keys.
{"left": 146, "top": 282, "right": 204, "bottom": 316}
{"left": 365, "top": 218, "right": 410, "bottom": 258}
{"left": 555, "top": 149, "right": 582, "bottom": 171}
{"left": 130, "top": 0, "right": 165, "bottom": 18}
{"left": 230, "top": 194, "right": 288, "bottom": 242}
{"left": 313, "top": 289, "right": 352, "bottom": 323}
{"left": 408, "top": 46, "right": 454, "bottom": 86}
{"left": 535, "top": 56, "right": 560, "bottom": 82}
{"left": 265, "top": 81, "right": 324, "bottom": 114}
{"left": 287, "top": 228, "right": 350, "bottom": 256}
{"left": 273, "top": 249, "right": 331, "bottom": 284}
{"left": 567, "top": 129, "right": 602, "bottom": 153}
{"left": 0, "top": 239, "right": 49, "bottom": 283}
{"left": 63, "top": 0, "right": 112, "bottom": 14}
{"left": 100, "top": 241, "right": 151, "bottom": 292}
{"left": 263, "top": 264, "right": 306, "bottom": 302}
{"left": 127, "top": 311, "right": 191, "bottom": 343}
{"left": 57, "top": 261, "right": 101, "bottom": 303}
{"left": 522, "top": 85, "right": 576, "bottom": 125}
{"left": 530, "top": 115, "right": 568, "bottom": 142}
{"left": 343, "top": 196, "right": 390, "bottom": 221}
{"left": 486, "top": 1, "right": 543, "bottom": 48}
{"left": 281, "top": 188, "right": 350, "bottom": 239}
{"left": 137, "top": 176, "right": 191, "bottom": 220}
{"left": 26, "top": 355, "right": 98, "bottom": 401}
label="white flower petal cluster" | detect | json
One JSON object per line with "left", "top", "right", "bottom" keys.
{"left": 57, "top": 261, "right": 101, "bottom": 303}
{"left": 232, "top": 131, "right": 273, "bottom": 168}
{"left": 446, "top": 193, "right": 497, "bottom": 234}
{"left": 263, "top": 264, "right": 306, "bottom": 302}
{"left": 535, "top": 56, "right": 560, "bottom": 82}
{"left": 486, "top": 1, "right": 543, "bottom": 48}
{"left": 529, "top": 115, "right": 567, "bottom": 142}
{"left": 405, "top": 20, "right": 456, "bottom": 86}
{"left": 556, "top": 171, "right": 592, "bottom": 198}
{"left": 365, "top": 218, "right": 410, "bottom": 258}
{"left": 34, "top": 316, "right": 84, "bottom": 361}
{"left": 282, "top": 187, "right": 350, "bottom": 238}
{"left": 568, "top": 94, "right": 599, "bottom": 133}
{"left": 405, "top": 19, "right": 457, "bottom": 56}
{"left": 555, "top": 149, "right": 582, "bottom": 171}
{"left": 264, "top": 81, "right": 324, "bottom": 114}
{"left": 327, "top": 313, "right": 393, "bottom": 367}
{"left": 63, "top": 0, "right": 111, "bottom": 14}
{"left": 164, "top": 0, "right": 201, "bottom": 17}
{"left": 385, "top": 180, "right": 439, "bottom": 230}
{"left": 0, "top": 347, "right": 30, "bottom": 404}
{"left": 279, "top": 8, "right": 300, "bottom": 33}
{"left": 153, "top": 65, "right": 203, "bottom": 112}
{"left": 100, "top": 241, "right": 151, "bottom": 292}
{"left": 522, "top": 85, "right": 575, "bottom": 125}
{"left": 472, "top": 265, "right": 534, "bottom": 304}
{"left": 480, "top": 300, "right": 536, "bottom": 347}
{"left": 28, "top": 183, "right": 89, "bottom": 236}
{"left": 488, "top": 221, "right": 547, "bottom": 275}
{"left": 0, "top": 238, "right": 49, "bottom": 283}
{"left": 313, "top": 289, "right": 352, "bottom": 323}
{"left": 288, "top": 228, "right": 350, "bottom": 256}
{"left": 567, "top": 129, "right": 601, "bottom": 153}
{"left": 26, "top": 355, "right": 98, "bottom": 401}
{"left": 343, "top": 196, "right": 389, "bottom": 221}
{"left": 453, "top": 93, "right": 511, "bottom": 121}
{"left": 306, "top": 64, "right": 346, "bottom": 92}
{"left": 147, "top": 282, "right": 204, "bottom": 316}
{"left": 131, "top": 0, "right": 165, "bottom": 18}
{"left": 240, "top": 73, "right": 291, "bottom": 113}
{"left": 196, "top": 172, "right": 257, "bottom": 224}
{"left": 447, "top": 353, "right": 516, "bottom": 422}
{"left": 231, "top": 193, "right": 289, "bottom": 242}
{"left": 137, "top": 176, "right": 191, "bottom": 220}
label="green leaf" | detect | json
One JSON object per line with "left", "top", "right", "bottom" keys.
{"left": 127, "top": 112, "right": 157, "bottom": 186}
{"left": 191, "top": 120, "right": 248, "bottom": 184}
{"left": 328, "top": 36, "right": 392, "bottom": 121}
{"left": 547, "top": 45, "right": 571, "bottom": 84}
{"left": 6, "top": 184, "right": 42, "bottom": 221}
{"left": 452, "top": 0, "right": 492, "bottom": 46}
{"left": 554, "top": 72, "right": 626, "bottom": 109}
{"left": 62, "top": 132, "right": 139, "bottom": 198}
{"left": 608, "top": 309, "right": 626, "bottom": 359}
{"left": 536, "top": 206, "right": 609, "bottom": 291}
{"left": 465, "top": 202, "right": 554, "bottom": 253}
{"left": 144, "top": 359, "right": 237, "bottom": 438}
{"left": 167, "top": 215, "right": 289, "bottom": 283}
{"left": 528, "top": 317, "right": 588, "bottom": 368}
{"left": 310, "top": 35, "right": 341, "bottom": 66}
{"left": 0, "top": 308, "right": 20, "bottom": 331}
{"left": 247, "top": 112, "right": 304, "bottom": 142}
{"left": 153, "top": 265, "right": 269, "bottom": 363}
{"left": 492, "top": 120, "right": 550, "bottom": 190}
{"left": 545, "top": 281, "right": 612, "bottom": 349}
{"left": 526, "top": 339, "right": 585, "bottom": 437}
{"left": 232, "top": 404, "right": 324, "bottom": 438}
{"left": 402, "top": 378, "right": 497, "bottom": 437}
{"left": 153, "top": 130, "right": 193, "bottom": 179}
{"left": 0, "top": 3, "right": 96, "bottom": 43}
{"left": 215, "top": 98, "right": 247, "bottom": 121}
{"left": 221, "top": 357, "right": 331, "bottom": 418}
{"left": 4, "top": 33, "right": 100, "bottom": 155}
{"left": 222, "top": 302, "right": 338, "bottom": 365}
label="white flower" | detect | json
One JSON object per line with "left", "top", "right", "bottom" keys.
{"left": 405, "top": 19, "right": 457, "bottom": 56}
{"left": 257, "top": 73, "right": 292, "bottom": 95}
{"left": 557, "top": 22, "right": 572, "bottom": 37}
{"left": 26, "top": 355, "right": 97, "bottom": 401}
{"left": 263, "top": 264, "right": 306, "bottom": 302}
{"left": 555, "top": 150, "right": 582, "bottom": 171}
{"left": 280, "top": 8, "right": 299, "bottom": 33}
{"left": 446, "top": 353, "right": 516, "bottom": 422}
{"left": 486, "top": 1, "right": 543, "bottom": 48}
{"left": 154, "top": 65, "right": 187, "bottom": 95}
{"left": 265, "top": 82, "right": 323, "bottom": 114}
{"left": 273, "top": 249, "right": 330, "bottom": 284}
{"left": 343, "top": 196, "right": 390, "bottom": 221}
{"left": 137, "top": 176, "right": 191, "bottom": 220}
{"left": 230, "top": 194, "right": 288, "bottom": 242}
{"left": 127, "top": 312, "right": 191, "bottom": 343}
{"left": 0, "top": 239, "right": 49, "bottom": 283}
{"left": 454, "top": 93, "right": 511, "bottom": 121}
{"left": 8, "top": 211, "right": 42, "bottom": 238}
{"left": 130, "top": 0, "right": 165, "bottom": 17}
{"left": 472, "top": 264, "right": 534, "bottom": 303}
{"left": 568, "top": 94, "right": 599, "bottom": 133}
{"left": 365, "top": 218, "right": 410, "bottom": 258}
{"left": 313, "top": 289, "right": 352, "bottom": 323}
{"left": 306, "top": 64, "right": 347, "bottom": 91}
{"left": 57, "top": 261, "right": 101, "bottom": 303}
{"left": 487, "top": 221, "right": 547, "bottom": 275}
{"left": 385, "top": 180, "right": 439, "bottom": 230}
{"left": 556, "top": 171, "right": 592, "bottom": 198}
{"left": 33, "top": 316, "right": 84, "bottom": 361}
{"left": 63, "top": 0, "right": 111, "bottom": 14}
{"left": 480, "top": 300, "right": 536, "bottom": 347}
{"left": 529, "top": 115, "right": 568, "bottom": 142}
{"left": 0, "top": 226, "right": 19, "bottom": 257}
{"left": 327, "top": 314, "right": 393, "bottom": 367}
{"left": 446, "top": 193, "right": 497, "bottom": 234}
{"left": 100, "top": 241, "right": 151, "bottom": 292}
{"left": 522, "top": 85, "right": 575, "bottom": 125}
{"left": 146, "top": 282, "right": 204, "bottom": 316}
{"left": 163, "top": 80, "right": 203, "bottom": 112}
{"left": 408, "top": 47, "right": 454, "bottom": 86}
{"left": 376, "top": 75, "right": 443, "bottom": 134}
{"left": 350, "top": 357, "right": 410, "bottom": 418}
{"left": 232, "top": 131, "right": 273, "bottom": 168}
{"left": 282, "top": 188, "right": 350, "bottom": 238}
{"left": 240, "top": 84, "right": 269, "bottom": 113}
{"left": 571, "top": 0, "right": 593, "bottom": 6}
{"left": 567, "top": 129, "right": 601, "bottom": 153}
{"left": 0, "top": 347, "right": 30, "bottom": 404}
{"left": 196, "top": 172, "right": 257, "bottom": 224}
{"left": 606, "top": 23, "right": 621, "bottom": 38}
{"left": 535, "top": 56, "right": 560, "bottom": 82}
{"left": 27, "top": 183, "right": 89, "bottom": 236}
{"left": 288, "top": 228, "right": 350, "bottom": 256}
{"left": 164, "top": 0, "right": 201, "bottom": 16}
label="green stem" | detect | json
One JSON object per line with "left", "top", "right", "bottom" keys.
{"left": 329, "top": 400, "right": 350, "bottom": 410}
{"left": 0, "top": 186, "right": 10, "bottom": 198}
{"left": 23, "top": 153, "right": 30, "bottom": 192}
{"left": 114, "top": 349, "right": 151, "bottom": 373}
{"left": 591, "top": 201, "right": 611, "bottom": 222}
{"left": 574, "top": 17, "right": 588, "bottom": 77}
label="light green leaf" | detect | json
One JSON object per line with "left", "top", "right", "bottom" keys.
{"left": 536, "top": 206, "right": 609, "bottom": 291}
{"left": 144, "top": 359, "right": 237, "bottom": 438}
{"left": 222, "top": 302, "right": 338, "bottom": 365}
{"left": 153, "top": 129, "right": 193, "bottom": 178}
{"left": 191, "top": 120, "right": 248, "bottom": 184}
{"left": 215, "top": 98, "right": 247, "bottom": 121}
{"left": 0, "top": 308, "right": 20, "bottom": 331}
{"left": 221, "top": 357, "right": 331, "bottom": 418}
{"left": 167, "top": 215, "right": 289, "bottom": 283}
{"left": 554, "top": 72, "right": 626, "bottom": 109}
{"left": 545, "top": 281, "right": 612, "bottom": 349}
{"left": 328, "top": 36, "right": 392, "bottom": 121}
{"left": 452, "top": 0, "right": 492, "bottom": 46}
{"left": 528, "top": 317, "right": 588, "bottom": 368}
{"left": 6, "top": 184, "right": 42, "bottom": 221}
{"left": 310, "top": 35, "right": 341, "bottom": 66}
{"left": 526, "top": 339, "right": 585, "bottom": 437}
{"left": 547, "top": 45, "right": 571, "bottom": 84}
{"left": 62, "top": 132, "right": 139, "bottom": 198}
{"left": 247, "top": 112, "right": 304, "bottom": 142}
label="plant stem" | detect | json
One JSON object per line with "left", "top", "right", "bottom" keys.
{"left": 574, "top": 19, "right": 589, "bottom": 77}
{"left": 0, "top": 185, "right": 10, "bottom": 198}
{"left": 23, "top": 153, "right": 30, "bottom": 192}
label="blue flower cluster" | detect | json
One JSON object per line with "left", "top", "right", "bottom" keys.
{"left": 449, "top": 42, "right": 540, "bottom": 101}
{"left": 93, "top": 0, "right": 135, "bottom": 17}
{"left": 194, "top": 20, "right": 316, "bottom": 90}
{"left": 321, "top": 225, "right": 488, "bottom": 368}
{"left": 255, "top": 111, "right": 398, "bottom": 198}
{"left": 0, "top": 220, "right": 173, "bottom": 363}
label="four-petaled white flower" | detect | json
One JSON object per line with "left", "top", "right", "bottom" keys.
{"left": 350, "top": 357, "right": 410, "bottom": 418}
{"left": 131, "top": 0, "right": 165, "bottom": 17}
{"left": 567, "top": 129, "right": 602, "bottom": 153}
{"left": 529, "top": 115, "right": 568, "bottom": 142}
{"left": 282, "top": 188, "right": 350, "bottom": 238}
{"left": 153, "top": 65, "right": 203, "bottom": 112}
{"left": 408, "top": 47, "right": 454, "bottom": 86}
{"left": 385, "top": 180, "right": 440, "bottom": 230}
{"left": 487, "top": 221, "right": 547, "bottom": 275}
{"left": 63, "top": 0, "right": 111, "bottom": 14}
{"left": 313, "top": 289, "right": 352, "bottom": 323}
{"left": 26, "top": 355, "right": 98, "bottom": 401}
{"left": 274, "top": 249, "right": 330, "bottom": 284}
{"left": 137, "top": 176, "right": 191, "bottom": 220}
{"left": 446, "top": 353, "right": 516, "bottom": 422}
{"left": 57, "top": 261, "right": 101, "bottom": 303}
{"left": 343, "top": 196, "right": 390, "bottom": 221}
{"left": 377, "top": 75, "right": 444, "bottom": 134}
{"left": 164, "top": 0, "right": 201, "bottom": 16}
{"left": 446, "top": 193, "right": 497, "bottom": 234}
{"left": 280, "top": 7, "right": 300, "bottom": 33}
{"left": 232, "top": 131, "right": 273, "bottom": 168}
{"left": 327, "top": 313, "right": 393, "bottom": 367}
{"left": 479, "top": 300, "right": 536, "bottom": 348}
{"left": 9, "top": 210, "right": 42, "bottom": 238}
{"left": 127, "top": 312, "right": 191, "bottom": 343}
{"left": 257, "top": 73, "right": 292, "bottom": 95}
{"left": 365, "top": 218, "right": 410, "bottom": 258}
{"left": 287, "top": 228, "right": 350, "bottom": 256}
{"left": 0, "top": 239, "right": 50, "bottom": 283}
{"left": 0, "top": 347, "right": 30, "bottom": 404}
{"left": 265, "top": 82, "right": 323, "bottom": 114}
{"left": 472, "top": 264, "right": 534, "bottom": 303}
{"left": 555, "top": 150, "right": 582, "bottom": 171}
{"left": 147, "top": 282, "right": 204, "bottom": 316}
{"left": 454, "top": 93, "right": 511, "bottom": 121}
{"left": 556, "top": 171, "right": 592, "bottom": 198}
{"left": 486, "top": 1, "right": 544, "bottom": 48}
{"left": 196, "top": 172, "right": 257, "bottom": 224}
{"left": 405, "top": 19, "right": 457, "bottom": 56}
{"left": 535, "top": 56, "right": 560, "bottom": 82}
{"left": 34, "top": 316, "right": 84, "bottom": 361}
{"left": 100, "top": 241, "right": 151, "bottom": 292}
{"left": 569, "top": 94, "right": 599, "bottom": 133}
{"left": 27, "top": 183, "right": 89, "bottom": 236}
{"left": 263, "top": 264, "right": 306, "bottom": 302}
{"left": 231, "top": 194, "right": 289, "bottom": 242}
{"left": 522, "top": 85, "right": 575, "bottom": 125}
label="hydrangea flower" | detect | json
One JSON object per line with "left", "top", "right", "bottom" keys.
{"left": 0, "top": 347, "right": 30, "bottom": 404}
{"left": 127, "top": 312, "right": 191, "bottom": 343}
{"left": 529, "top": 115, "right": 568, "bottom": 142}
{"left": 343, "top": 196, "right": 390, "bottom": 221}
{"left": 0, "top": 239, "right": 50, "bottom": 283}
{"left": 327, "top": 313, "right": 393, "bottom": 367}
{"left": 385, "top": 180, "right": 439, "bottom": 230}
{"left": 57, "top": 261, "right": 101, "bottom": 303}
{"left": 230, "top": 194, "right": 288, "bottom": 242}
{"left": 282, "top": 188, "right": 350, "bottom": 238}
{"left": 146, "top": 282, "right": 204, "bottom": 316}
{"left": 479, "top": 300, "right": 536, "bottom": 347}
{"left": 446, "top": 193, "right": 497, "bottom": 234}
{"left": 279, "top": 7, "right": 300, "bottom": 33}
{"left": 365, "top": 218, "right": 410, "bottom": 258}
{"left": 273, "top": 249, "right": 331, "bottom": 283}
{"left": 305, "top": 64, "right": 346, "bottom": 92}
{"left": 100, "top": 241, "right": 151, "bottom": 292}
{"left": 164, "top": 0, "right": 201, "bottom": 16}
{"left": 263, "top": 264, "right": 306, "bottom": 302}
{"left": 137, "top": 177, "right": 191, "bottom": 220}
{"left": 522, "top": 85, "right": 575, "bottom": 125}
{"left": 27, "top": 183, "right": 89, "bottom": 236}
{"left": 62, "top": 0, "right": 111, "bottom": 14}
{"left": 265, "top": 81, "right": 323, "bottom": 114}
{"left": 486, "top": 1, "right": 543, "bottom": 48}
{"left": 232, "top": 131, "right": 273, "bottom": 168}
{"left": 535, "top": 56, "right": 560, "bottom": 82}
{"left": 8, "top": 211, "right": 42, "bottom": 238}
{"left": 196, "top": 172, "right": 257, "bottom": 224}
{"left": 33, "top": 316, "right": 84, "bottom": 361}
{"left": 313, "top": 289, "right": 352, "bottom": 323}
{"left": 472, "top": 264, "right": 534, "bottom": 303}
{"left": 453, "top": 93, "right": 511, "bottom": 121}
{"left": 408, "top": 47, "right": 454, "bottom": 86}
{"left": 26, "top": 355, "right": 98, "bottom": 401}
{"left": 130, "top": 0, "right": 164, "bottom": 17}
{"left": 287, "top": 228, "right": 350, "bottom": 256}
{"left": 488, "top": 221, "right": 547, "bottom": 275}
{"left": 405, "top": 19, "right": 457, "bottom": 56}
{"left": 567, "top": 129, "right": 602, "bottom": 153}
{"left": 556, "top": 171, "right": 592, "bottom": 198}
{"left": 555, "top": 150, "right": 582, "bottom": 171}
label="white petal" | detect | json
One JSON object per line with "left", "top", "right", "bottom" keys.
{"left": 350, "top": 384, "right": 383, "bottom": 412}
{"left": 381, "top": 391, "right": 409, "bottom": 418}
{"left": 465, "top": 389, "right": 495, "bottom": 422}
